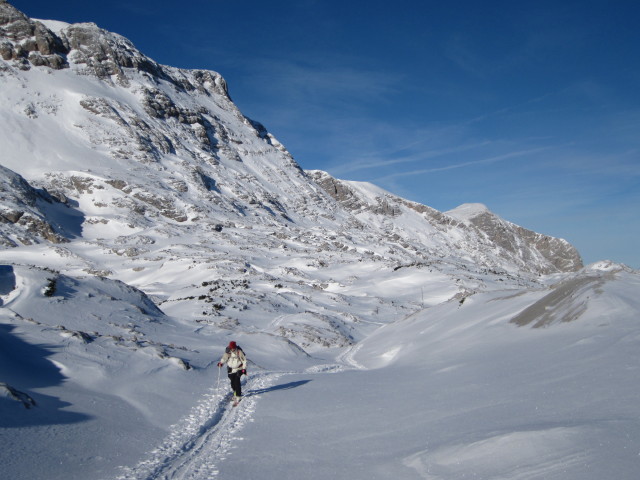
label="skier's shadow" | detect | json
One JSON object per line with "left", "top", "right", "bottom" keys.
{"left": 248, "top": 380, "right": 311, "bottom": 396}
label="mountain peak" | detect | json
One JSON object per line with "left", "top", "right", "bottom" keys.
{"left": 1, "top": 3, "right": 230, "bottom": 94}
{"left": 0, "top": 1, "right": 69, "bottom": 69}
{"left": 446, "top": 203, "right": 492, "bottom": 222}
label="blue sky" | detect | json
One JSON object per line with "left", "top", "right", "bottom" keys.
{"left": 11, "top": 0, "right": 640, "bottom": 268}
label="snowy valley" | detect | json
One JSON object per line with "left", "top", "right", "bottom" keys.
{"left": 1, "top": 2, "right": 639, "bottom": 479}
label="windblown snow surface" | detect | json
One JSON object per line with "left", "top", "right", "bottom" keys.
{"left": 1, "top": 259, "right": 639, "bottom": 480}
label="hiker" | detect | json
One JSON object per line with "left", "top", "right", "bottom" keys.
{"left": 217, "top": 341, "right": 247, "bottom": 404}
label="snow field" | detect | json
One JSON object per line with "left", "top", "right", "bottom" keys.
{"left": 2, "top": 245, "right": 639, "bottom": 480}
{"left": 213, "top": 268, "right": 640, "bottom": 479}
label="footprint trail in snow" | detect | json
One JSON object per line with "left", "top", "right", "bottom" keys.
{"left": 115, "top": 372, "right": 283, "bottom": 480}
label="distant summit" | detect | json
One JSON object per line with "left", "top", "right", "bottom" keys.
{"left": 448, "top": 203, "right": 582, "bottom": 273}
{"left": 309, "top": 171, "right": 582, "bottom": 274}
{"left": 446, "top": 203, "right": 491, "bottom": 222}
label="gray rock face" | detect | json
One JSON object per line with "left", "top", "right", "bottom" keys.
{"left": 64, "top": 21, "right": 166, "bottom": 84}
{"left": 0, "top": 1, "right": 68, "bottom": 69}
{"left": 0, "top": 165, "right": 73, "bottom": 246}
{"left": 464, "top": 209, "right": 583, "bottom": 273}
{"left": 308, "top": 171, "right": 367, "bottom": 212}
{"left": 0, "top": 1, "right": 230, "bottom": 98}
{"left": 310, "top": 171, "right": 583, "bottom": 274}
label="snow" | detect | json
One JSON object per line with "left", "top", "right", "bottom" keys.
{"left": 217, "top": 269, "right": 640, "bottom": 480}
{"left": 446, "top": 202, "right": 491, "bottom": 222}
{"left": 2, "top": 262, "right": 639, "bottom": 480}
{"left": 36, "top": 19, "right": 71, "bottom": 34}
{"left": 1, "top": 5, "right": 639, "bottom": 479}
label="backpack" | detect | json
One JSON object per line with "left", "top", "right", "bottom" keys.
{"left": 225, "top": 344, "right": 243, "bottom": 354}
{"left": 224, "top": 345, "right": 245, "bottom": 374}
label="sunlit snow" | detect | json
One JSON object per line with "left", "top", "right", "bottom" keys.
{"left": 1, "top": 3, "right": 639, "bottom": 479}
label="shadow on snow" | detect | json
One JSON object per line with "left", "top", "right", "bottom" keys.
{"left": 249, "top": 380, "right": 311, "bottom": 396}
{"left": 0, "top": 323, "right": 91, "bottom": 428}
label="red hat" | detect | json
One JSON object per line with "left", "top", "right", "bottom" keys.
{"left": 228, "top": 341, "right": 237, "bottom": 349}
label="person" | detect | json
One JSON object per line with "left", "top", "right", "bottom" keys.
{"left": 217, "top": 341, "right": 247, "bottom": 405}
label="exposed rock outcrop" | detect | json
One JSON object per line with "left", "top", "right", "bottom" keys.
{"left": 0, "top": 0, "right": 68, "bottom": 69}
{"left": 0, "top": 165, "right": 75, "bottom": 247}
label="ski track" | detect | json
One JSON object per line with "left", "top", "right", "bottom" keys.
{"left": 114, "top": 371, "right": 284, "bottom": 480}
{"left": 337, "top": 342, "right": 366, "bottom": 370}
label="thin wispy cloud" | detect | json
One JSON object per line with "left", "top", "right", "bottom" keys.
{"left": 330, "top": 140, "right": 493, "bottom": 176}
{"left": 236, "top": 56, "right": 403, "bottom": 113}
{"left": 372, "top": 147, "right": 553, "bottom": 182}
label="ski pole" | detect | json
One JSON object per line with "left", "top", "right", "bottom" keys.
{"left": 216, "top": 365, "right": 221, "bottom": 398}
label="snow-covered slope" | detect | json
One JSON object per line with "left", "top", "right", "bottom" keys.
{"left": 212, "top": 264, "right": 640, "bottom": 480}
{"left": 1, "top": 2, "right": 638, "bottom": 479}
{"left": 220, "top": 263, "right": 640, "bottom": 480}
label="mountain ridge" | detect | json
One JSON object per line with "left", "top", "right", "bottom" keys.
{"left": 1, "top": 0, "right": 582, "bottom": 278}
